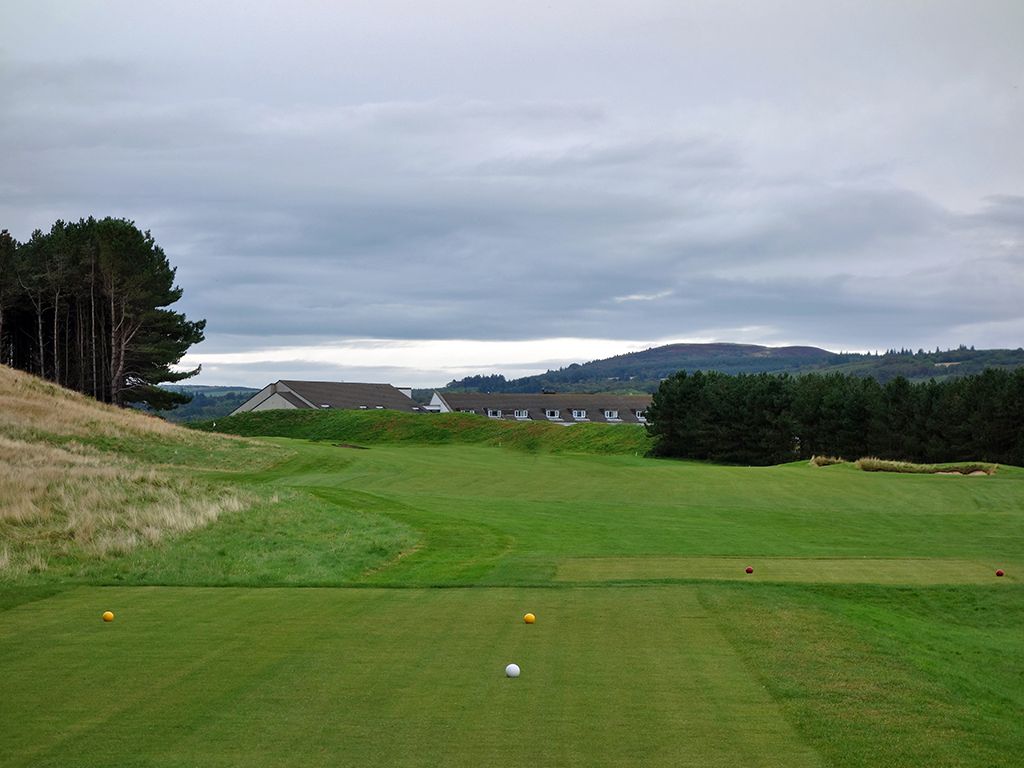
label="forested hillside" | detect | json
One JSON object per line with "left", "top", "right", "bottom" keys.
{"left": 446, "top": 343, "right": 1024, "bottom": 393}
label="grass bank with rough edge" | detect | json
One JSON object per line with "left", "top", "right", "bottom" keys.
{"left": 855, "top": 457, "right": 998, "bottom": 475}
{"left": 0, "top": 365, "right": 284, "bottom": 579}
{"left": 191, "top": 408, "right": 655, "bottom": 455}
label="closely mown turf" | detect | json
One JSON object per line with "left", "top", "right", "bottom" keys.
{"left": 0, "top": 586, "right": 824, "bottom": 768}
{"left": 702, "top": 583, "right": 1024, "bottom": 768}
{"left": 556, "top": 556, "right": 1017, "bottom": 584}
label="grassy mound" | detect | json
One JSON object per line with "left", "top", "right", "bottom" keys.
{"left": 193, "top": 408, "right": 655, "bottom": 455}
{"left": 0, "top": 365, "right": 276, "bottom": 578}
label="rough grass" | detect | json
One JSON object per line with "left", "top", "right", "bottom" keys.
{"left": 0, "top": 433, "right": 250, "bottom": 578}
{"left": 809, "top": 455, "right": 846, "bottom": 467}
{"left": 855, "top": 457, "right": 998, "bottom": 475}
{"left": 192, "top": 408, "right": 655, "bottom": 455}
{"left": 0, "top": 365, "right": 270, "bottom": 578}
{"left": 0, "top": 364, "right": 283, "bottom": 470}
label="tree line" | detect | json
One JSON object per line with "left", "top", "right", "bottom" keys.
{"left": 646, "top": 369, "right": 1024, "bottom": 466}
{"left": 0, "top": 218, "right": 205, "bottom": 409}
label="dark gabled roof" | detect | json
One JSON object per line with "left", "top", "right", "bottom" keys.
{"left": 277, "top": 390, "right": 312, "bottom": 409}
{"left": 438, "top": 392, "right": 651, "bottom": 423}
{"left": 279, "top": 381, "right": 419, "bottom": 412}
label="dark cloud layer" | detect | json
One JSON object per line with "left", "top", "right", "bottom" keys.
{"left": 2, "top": 1, "right": 1022, "bottom": 385}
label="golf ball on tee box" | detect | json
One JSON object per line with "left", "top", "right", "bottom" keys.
{"left": 505, "top": 663, "right": 520, "bottom": 678}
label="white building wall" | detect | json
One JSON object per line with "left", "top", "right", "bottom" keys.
{"left": 429, "top": 392, "right": 452, "bottom": 412}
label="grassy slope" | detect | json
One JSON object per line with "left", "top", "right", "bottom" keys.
{"left": 192, "top": 408, "right": 655, "bottom": 455}
{"left": 2, "top": 399, "right": 1022, "bottom": 765}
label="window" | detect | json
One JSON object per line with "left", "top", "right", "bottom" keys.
{"left": 572, "top": 409, "right": 587, "bottom": 419}
{"left": 513, "top": 409, "right": 529, "bottom": 419}
{"left": 603, "top": 409, "right": 619, "bottom": 420}
{"left": 545, "top": 409, "right": 560, "bottom": 419}
{"left": 635, "top": 409, "right": 647, "bottom": 420}
{"left": 375, "top": 405, "right": 384, "bottom": 409}
{"left": 487, "top": 408, "right": 502, "bottom": 418}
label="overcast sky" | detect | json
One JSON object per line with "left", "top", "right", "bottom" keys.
{"left": 2, "top": 1, "right": 1022, "bottom": 386}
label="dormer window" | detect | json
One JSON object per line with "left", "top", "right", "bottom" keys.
{"left": 603, "top": 409, "right": 619, "bottom": 420}
{"left": 487, "top": 408, "right": 502, "bottom": 418}
{"left": 513, "top": 409, "right": 529, "bottom": 419}
{"left": 635, "top": 409, "right": 647, "bottom": 420}
{"left": 545, "top": 409, "right": 560, "bottom": 419}
{"left": 572, "top": 409, "right": 587, "bottom": 420}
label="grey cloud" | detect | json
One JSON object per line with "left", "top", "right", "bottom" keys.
{"left": 2, "top": 1, "right": 1022, "bottom": 385}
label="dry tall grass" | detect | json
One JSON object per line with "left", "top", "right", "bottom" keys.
{"left": 0, "top": 365, "right": 258, "bottom": 577}
{"left": 854, "top": 457, "right": 997, "bottom": 475}
{"left": 0, "top": 365, "right": 183, "bottom": 438}
{"left": 809, "top": 455, "right": 846, "bottom": 467}
{"left": 0, "top": 434, "right": 249, "bottom": 576}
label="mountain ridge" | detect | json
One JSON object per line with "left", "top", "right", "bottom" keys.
{"left": 445, "top": 342, "right": 1024, "bottom": 394}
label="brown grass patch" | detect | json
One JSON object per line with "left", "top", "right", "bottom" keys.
{"left": 854, "top": 457, "right": 998, "bottom": 475}
{"left": 809, "top": 455, "right": 846, "bottom": 467}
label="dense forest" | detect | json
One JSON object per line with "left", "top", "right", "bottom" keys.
{"left": 0, "top": 218, "right": 205, "bottom": 409}
{"left": 646, "top": 369, "right": 1024, "bottom": 466}
{"left": 446, "top": 343, "right": 1024, "bottom": 394}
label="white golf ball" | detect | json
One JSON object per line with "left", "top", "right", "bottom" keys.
{"left": 505, "top": 663, "right": 521, "bottom": 678}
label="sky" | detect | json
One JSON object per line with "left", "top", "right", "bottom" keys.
{"left": 2, "top": 0, "right": 1022, "bottom": 387}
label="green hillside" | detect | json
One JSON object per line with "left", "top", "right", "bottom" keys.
{"left": 446, "top": 343, "right": 1024, "bottom": 393}
{"left": 191, "top": 408, "right": 654, "bottom": 455}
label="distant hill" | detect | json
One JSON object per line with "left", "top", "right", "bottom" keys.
{"left": 445, "top": 343, "right": 1024, "bottom": 393}
{"left": 142, "top": 385, "right": 260, "bottom": 423}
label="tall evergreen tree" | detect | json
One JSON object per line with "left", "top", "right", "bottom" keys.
{"left": 1, "top": 217, "right": 205, "bottom": 410}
